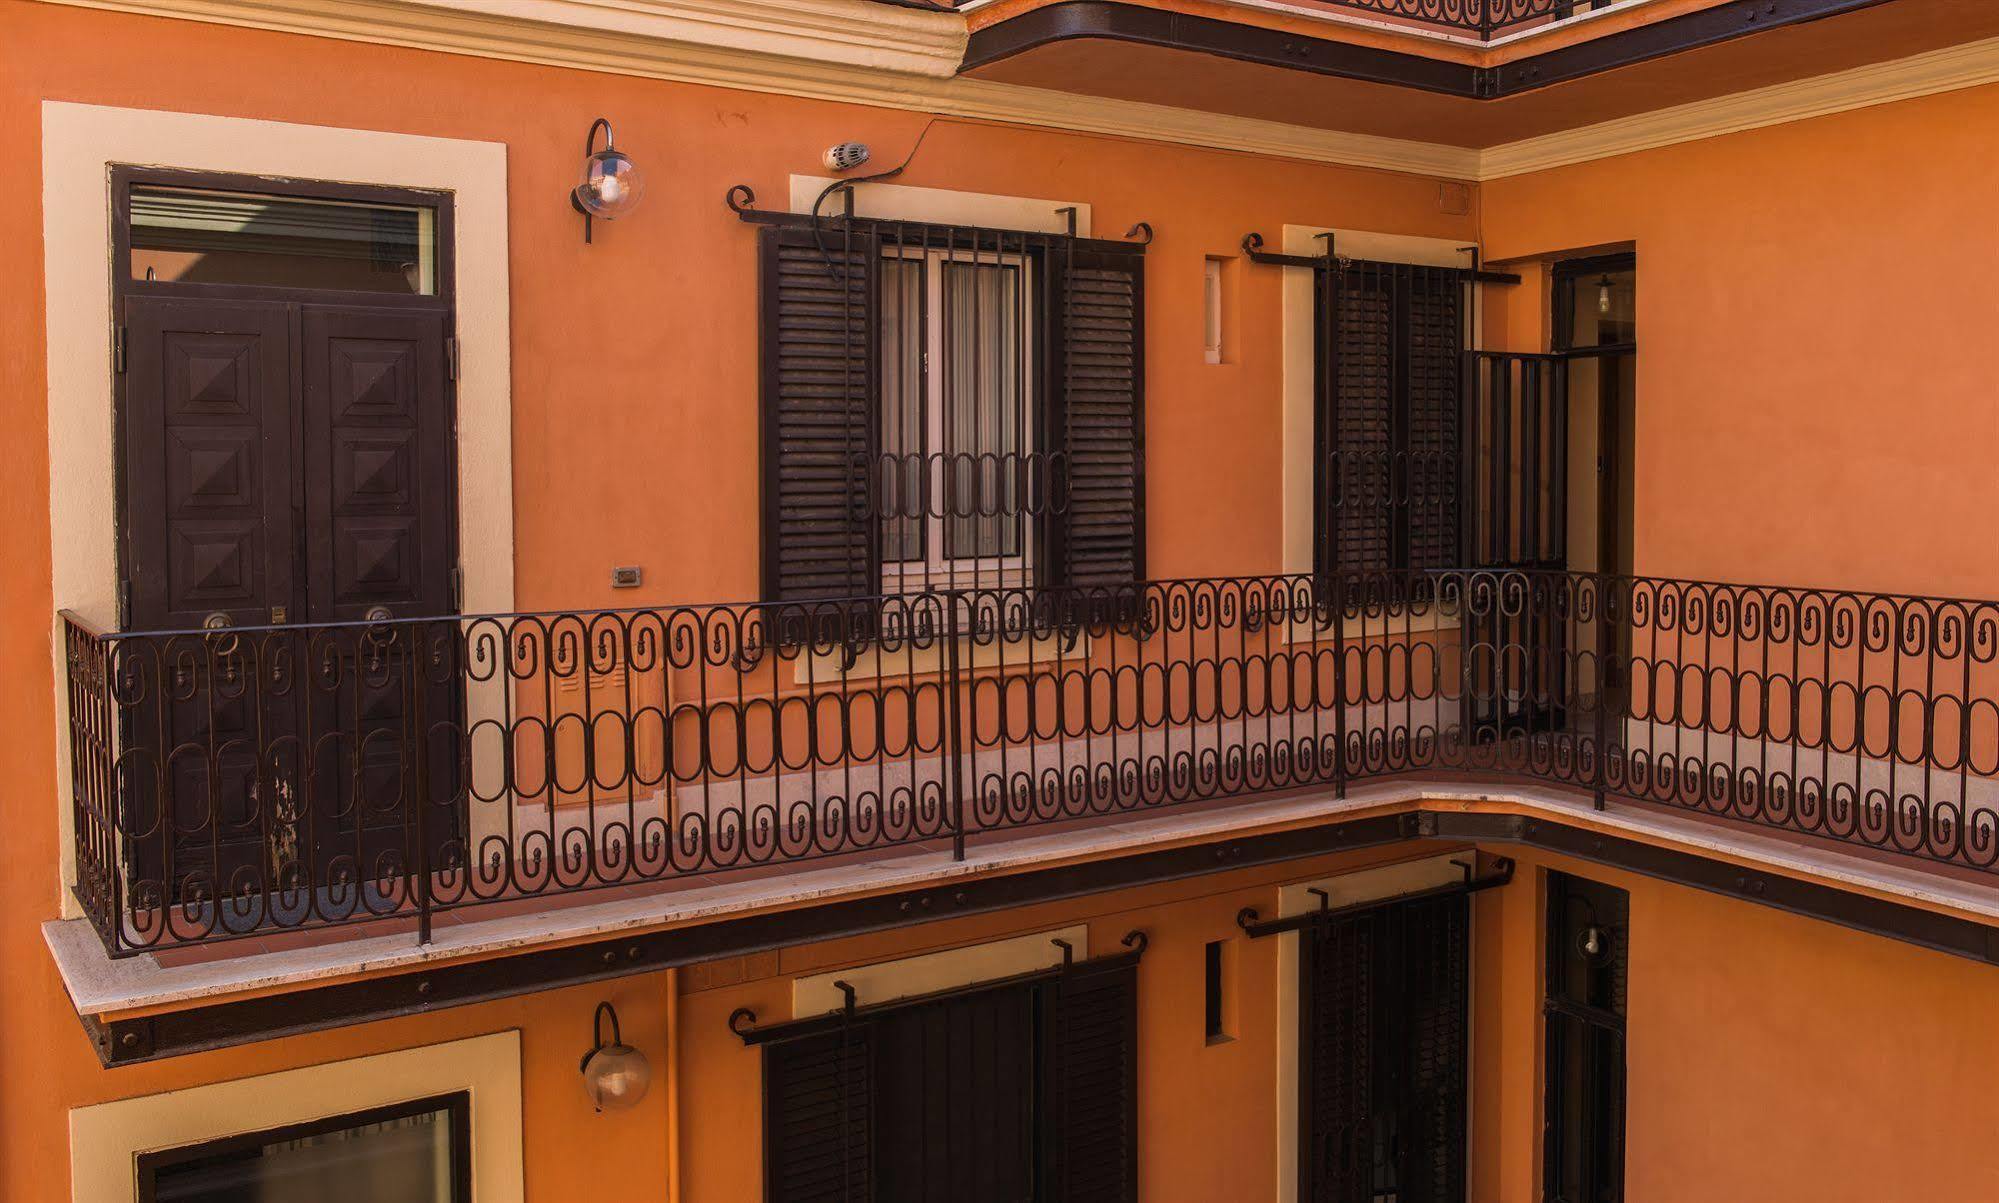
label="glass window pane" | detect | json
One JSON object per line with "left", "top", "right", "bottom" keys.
{"left": 128, "top": 185, "right": 437, "bottom": 295}
{"left": 146, "top": 1102, "right": 459, "bottom": 1203}
{"left": 879, "top": 257, "right": 925, "bottom": 565}
{"left": 1560, "top": 266, "right": 1634, "bottom": 349}
{"left": 942, "top": 260, "right": 1023, "bottom": 561}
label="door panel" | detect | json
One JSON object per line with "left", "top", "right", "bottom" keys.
{"left": 124, "top": 298, "right": 297, "bottom": 631}
{"left": 299, "top": 306, "right": 461, "bottom": 882}
{"left": 301, "top": 306, "right": 455, "bottom": 623}
{"left": 122, "top": 298, "right": 302, "bottom": 899}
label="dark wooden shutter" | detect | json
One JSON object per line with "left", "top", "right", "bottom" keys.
{"left": 1041, "top": 955, "right": 1140, "bottom": 1202}
{"left": 1315, "top": 261, "right": 1466, "bottom": 580}
{"left": 1317, "top": 262, "right": 1395, "bottom": 579}
{"left": 1403, "top": 269, "right": 1463, "bottom": 571}
{"left": 1045, "top": 246, "right": 1145, "bottom": 609}
{"left": 874, "top": 982, "right": 1038, "bottom": 1202}
{"left": 759, "top": 224, "right": 881, "bottom": 638}
{"left": 1299, "top": 907, "right": 1374, "bottom": 1203}
{"left": 763, "top": 1025, "right": 874, "bottom": 1203}
{"left": 1300, "top": 892, "right": 1469, "bottom": 1203}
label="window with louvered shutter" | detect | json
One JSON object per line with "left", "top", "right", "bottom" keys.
{"left": 759, "top": 957, "right": 1141, "bottom": 1203}
{"left": 1315, "top": 260, "right": 1465, "bottom": 579}
{"left": 759, "top": 222, "right": 1146, "bottom": 615}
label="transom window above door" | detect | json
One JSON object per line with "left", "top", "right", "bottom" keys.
{"left": 122, "top": 177, "right": 444, "bottom": 296}
{"left": 879, "top": 246, "right": 1036, "bottom": 593}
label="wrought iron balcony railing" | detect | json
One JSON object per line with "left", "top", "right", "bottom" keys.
{"left": 1327, "top": 0, "right": 1617, "bottom": 38}
{"left": 1227, "top": 0, "right": 1624, "bottom": 38}
{"left": 63, "top": 570, "right": 1999, "bottom": 956}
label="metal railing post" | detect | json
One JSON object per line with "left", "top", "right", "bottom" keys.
{"left": 408, "top": 623, "right": 435, "bottom": 943}
{"left": 1593, "top": 573, "right": 1611, "bottom": 811}
{"left": 943, "top": 591, "right": 968, "bottom": 861}
{"left": 1331, "top": 572, "right": 1350, "bottom": 799}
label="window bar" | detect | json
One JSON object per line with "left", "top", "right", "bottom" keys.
{"left": 1327, "top": 256, "right": 1350, "bottom": 798}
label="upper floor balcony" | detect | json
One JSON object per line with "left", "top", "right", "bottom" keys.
{"left": 61, "top": 567, "right": 1999, "bottom": 962}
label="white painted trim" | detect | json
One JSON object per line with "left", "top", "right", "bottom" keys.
{"left": 792, "top": 924, "right": 1088, "bottom": 1015}
{"left": 67, "top": 1031, "right": 526, "bottom": 1203}
{"left": 41, "top": 0, "right": 1999, "bottom": 184}
{"left": 1272, "top": 854, "right": 1470, "bottom": 1203}
{"left": 1279, "top": 225, "right": 1474, "bottom": 577}
{"left": 1479, "top": 33, "right": 1999, "bottom": 178}
{"left": 40, "top": 101, "right": 513, "bottom": 913}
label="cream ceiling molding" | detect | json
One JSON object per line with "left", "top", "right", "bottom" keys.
{"left": 56, "top": 0, "right": 969, "bottom": 76}
{"left": 37, "top": 1, "right": 1999, "bottom": 183}
{"left": 1479, "top": 32, "right": 1999, "bottom": 178}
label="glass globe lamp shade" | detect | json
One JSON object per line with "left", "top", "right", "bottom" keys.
{"left": 574, "top": 149, "right": 645, "bottom": 220}
{"left": 581, "top": 1040, "right": 652, "bottom": 1112}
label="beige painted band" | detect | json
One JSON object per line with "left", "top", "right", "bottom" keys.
{"left": 793, "top": 924, "right": 1089, "bottom": 1016}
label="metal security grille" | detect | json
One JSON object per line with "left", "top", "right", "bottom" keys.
{"left": 1299, "top": 890, "right": 1470, "bottom": 1203}
{"left": 1314, "top": 259, "right": 1468, "bottom": 579}
{"left": 1463, "top": 351, "right": 1573, "bottom": 736}
{"left": 1467, "top": 351, "right": 1568, "bottom": 573}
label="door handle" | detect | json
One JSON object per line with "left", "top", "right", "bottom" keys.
{"left": 365, "top": 605, "right": 393, "bottom": 623}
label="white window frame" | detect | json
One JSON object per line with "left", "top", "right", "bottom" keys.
{"left": 878, "top": 243, "right": 1037, "bottom": 595}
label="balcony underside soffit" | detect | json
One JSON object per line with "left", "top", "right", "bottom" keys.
{"left": 962, "top": 0, "right": 1999, "bottom": 148}
{"left": 51, "top": 783, "right": 1999, "bottom": 1067}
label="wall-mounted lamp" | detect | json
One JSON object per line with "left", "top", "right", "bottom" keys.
{"left": 571, "top": 118, "right": 646, "bottom": 244}
{"left": 580, "top": 1001, "right": 652, "bottom": 1112}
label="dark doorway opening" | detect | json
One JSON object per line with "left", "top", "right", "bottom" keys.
{"left": 1552, "top": 254, "right": 1636, "bottom": 582}
{"left": 1543, "top": 871, "right": 1629, "bottom": 1203}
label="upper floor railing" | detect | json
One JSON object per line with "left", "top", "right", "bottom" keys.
{"left": 63, "top": 569, "right": 1999, "bottom": 956}
{"left": 1359, "top": 0, "right": 1619, "bottom": 37}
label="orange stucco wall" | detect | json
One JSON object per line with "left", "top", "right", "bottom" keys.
{"left": 1470, "top": 846, "right": 1999, "bottom": 1202}
{"left": 0, "top": 6, "right": 1474, "bottom": 1198}
{"left": 1479, "top": 83, "right": 1999, "bottom": 599}
{"left": 7, "top": 3, "right": 1999, "bottom": 1200}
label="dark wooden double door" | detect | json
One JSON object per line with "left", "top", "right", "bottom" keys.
{"left": 1300, "top": 890, "right": 1470, "bottom": 1203}
{"left": 119, "top": 294, "right": 459, "bottom": 902}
